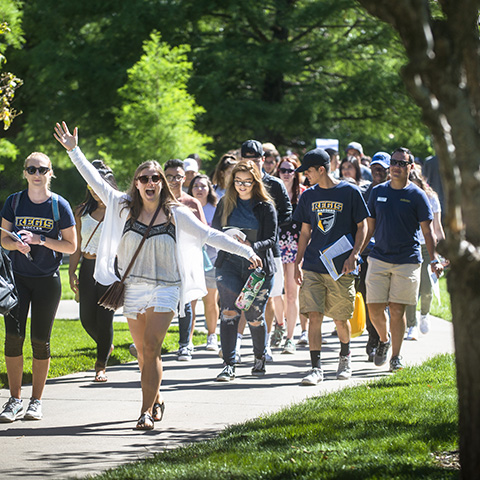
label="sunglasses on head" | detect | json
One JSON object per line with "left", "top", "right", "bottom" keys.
{"left": 390, "top": 159, "right": 412, "bottom": 168}
{"left": 25, "top": 166, "right": 50, "bottom": 175}
{"left": 279, "top": 167, "right": 295, "bottom": 174}
{"left": 137, "top": 174, "right": 161, "bottom": 184}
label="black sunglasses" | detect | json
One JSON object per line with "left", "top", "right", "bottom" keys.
{"left": 25, "top": 166, "right": 50, "bottom": 175}
{"left": 390, "top": 159, "right": 412, "bottom": 168}
{"left": 137, "top": 174, "right": 161, "bottom": 184}
{"left": 279, "top": 167, "right": 295, "bottom": 174}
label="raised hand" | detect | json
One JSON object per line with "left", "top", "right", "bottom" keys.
{"left": 54, "top": 121, "right": 78, "bottom": 151}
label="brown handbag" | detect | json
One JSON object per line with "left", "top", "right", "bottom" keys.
{"left": 98, "top": 202, "right": 163, "bottom": 311}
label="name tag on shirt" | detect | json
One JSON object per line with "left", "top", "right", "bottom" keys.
{"left": 377, "top": 197, "right": 387, "bottom": 202}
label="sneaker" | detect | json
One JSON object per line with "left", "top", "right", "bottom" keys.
{"left": 301, "top": 368, "right": 324, "bottom": 385}
{"left": 216, "top": 365, "right": 235, "bottom": 382}
{"left": 235, "top": 347, "right": 242, "bottom": 364}
{"left": 374, "top": 335, "right": 391, "bottom": 366}
{"left": 389, "top": 355, "right": 404, "bottom": 372}
{"left": 251, "top": 356, "right": 266, "bottom": 376}
{"left": 265, "top": 345, "right": 274, "bottom": 362}
{"left": 405, "top": 326, "right": 419, "bottom": 341}
{"left": 296, "top": 330, "right": 308, "bottom": 346}
{"left": 270, "top": 323, "right": 286, "bottom": 347}
{"left": 336, "top": 354, "right": 352, "bottom": 380}
{"left": 206, "top": 334, "right": 219, "bottom": 352}
{"left": 419, "top": 314, "right": 430, "bottom": 334}
{"left": 24, "top": 398, "right": 43, "bottom": 420}
{"left": 0, "top": 397, "right": 23, "bottom": 423}
{"left": 177, "top": 346, "right": 192, "bottom": 361}
{"left": 366, "top": 336, "right": 379, "bottom": 363}
{"left": 129, "top": 343, "right": 138, "bottom": 358}
{"left": 282, "top": 338, "right": 296, "bottom": 354}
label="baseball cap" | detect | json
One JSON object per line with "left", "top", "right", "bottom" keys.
{"left": 241, "top": 140, "right": 264, "bottom": 158}
{"left": 370, "top": 152, "right": 391, "bottom": 169}
{"left": 346, "top": 141, "right": 364, "bottom": 156}
{"left": 184, "top": 158, "right": 199, "bottom": 172}
{"left": 296, "top": 148, "right": 330, "bottom": 173}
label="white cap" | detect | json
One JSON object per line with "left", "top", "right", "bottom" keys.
{"left": 184, "top": 158, "right": 199, "bottom": 172}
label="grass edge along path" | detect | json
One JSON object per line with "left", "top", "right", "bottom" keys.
{"left": 90, "top": 354, "right": 458, "bottom": 480}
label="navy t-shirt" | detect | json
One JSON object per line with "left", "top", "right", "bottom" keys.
{"left": 293, "top": 181, "right": 369, "bottom": 274}
{"left": 367, "top": 181, "right": 433, "bottom": 264}
{"left": 1, "top": 190, "right": 76, "bottom": 277}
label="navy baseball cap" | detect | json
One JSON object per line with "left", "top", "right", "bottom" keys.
{"left": 370, "top": 151, "right": 391, "bottom": 169}
{"left": 296, "top": 148, "right": 330, "bottom": 172}
{"left": 241, "top": 140, "right": 264, "bottom": 158}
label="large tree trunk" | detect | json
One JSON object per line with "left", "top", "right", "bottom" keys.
{"left": 356, "top": 0, "right": 480, "bottom": 477}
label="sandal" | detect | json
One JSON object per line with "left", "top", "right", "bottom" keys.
{"left": 152, "top": 402, "right": 165, "bottom": 422}
{"left": 136, "top": 412, "right": 154, "bottom": 430}
{"left": 94, "top": 370, "right": 108, "bottom": 382}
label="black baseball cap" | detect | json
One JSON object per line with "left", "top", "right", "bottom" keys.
{"left": 296, "top": 148, "right": 330, "bottom": 172}
{"left": 241, "top": 139, "right": 264, "bottom": 158}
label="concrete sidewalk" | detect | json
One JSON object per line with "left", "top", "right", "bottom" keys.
{"left": 0, "top": 301, "right": 455, "bottom": 480}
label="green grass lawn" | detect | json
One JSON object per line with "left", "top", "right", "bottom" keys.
{"left": 0, "top": 320, "right": 206, "bottom": 389}
{"left": 90, "top": 354, "right": 458, "bottom": 480}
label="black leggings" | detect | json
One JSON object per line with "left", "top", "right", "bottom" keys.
{"left": 78, "top": 258, "right": 114, "bottom": 366}
{"left": 4, "top": 272, "right": 61, "bottom": 360}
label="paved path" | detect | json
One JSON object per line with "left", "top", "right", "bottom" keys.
{"left": 0, "top": 301, "right": 455, "bottom": 479}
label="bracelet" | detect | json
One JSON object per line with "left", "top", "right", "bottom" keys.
{"left": 68, "top": 146, "right": 79, "bottom": 153}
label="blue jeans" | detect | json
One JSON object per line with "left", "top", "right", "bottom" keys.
{"left": 178, "top": 302, "right": 193, "bottom": 348}
{"left": 216, "top": 255, "right": 273, "bottom": 366}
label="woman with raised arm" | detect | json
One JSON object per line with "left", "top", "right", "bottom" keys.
{"left": 54, "top": 122, "right": 261, "bottom": 430}
{"left": 0, "top": 152, "right": 76, "bottom": 423}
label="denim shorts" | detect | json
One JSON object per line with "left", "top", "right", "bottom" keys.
{"left": 123, "top": 283, "right": 180, "bottom": 319}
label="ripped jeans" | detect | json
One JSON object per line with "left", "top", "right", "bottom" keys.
{"left": 216, "top": 255, "right": 273, "bottom": 366}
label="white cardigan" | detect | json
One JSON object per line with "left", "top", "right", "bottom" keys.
{"left": 68, "top": 147, "right": 255, "bottom": 314}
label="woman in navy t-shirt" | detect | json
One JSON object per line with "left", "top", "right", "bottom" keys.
{"left": 0, "top": 152, "right": 76, "bottom": 423}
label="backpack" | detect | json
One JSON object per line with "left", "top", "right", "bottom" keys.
{"left": 0, "top": 248, "right": 18, "bottom": 316}
{"left": 12, "top": 190, "right": 60, "bottom": 222}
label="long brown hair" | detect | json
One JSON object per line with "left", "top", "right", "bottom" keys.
{"left": 221, "top": 160, "right": 273, "bottom": 226}
{"left": 212, "top": 153, "right": 238, "bottom": 189}
{"left": 122, "top": 161, "right": 179, "bottom": 222}
{"left": 277, "top": 155, "right": 302, "bottom": 205}
{"left": 409, "top": 164, "right": 436, "bottom": 199}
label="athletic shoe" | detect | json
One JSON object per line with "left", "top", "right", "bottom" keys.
{"left": 251, "top": 356, "right": 266, "bottom": 376}
{"left": 296, "top": 330, "right": 308, "bottom": 346}
{"left": 405, "top": 326, "right": 419, "bottom": 341}
{"left": 270, "top": 323, "right": 286, "bottom": 347}
{"left": 24, "top": 398, "right": 43, "bottom": 420}
{"left": 419, "top": 314, "right": 430, "bottom": 334}
{"left": 0, "top": 397, "right": 23, "bottom": 423}
{"left": 129, "top": 343, "right": 138, "bottom": 358}
{"left": 301, "top": 368, "right": 324, "bottom": 386}
{"left": 216, "top": 365, "right": 235, "bottom": 382}
{"left": 282, "top": 339, "right": 296, "bottom": 354}
{"left": 389, "top": 355, "right": 404, "bottom": 372}
{"left": 177, "top": 346, "right": 192, "bottom": 361}
{"left": 366, "top": 336, "right": 379, "bottom": 362}
{"left": 265, "top": 346, "right": 274, "bottom": 362}
{"left": 235, "top": 347, "right": 242, "bottom": 364}
{"left": 336, "top": 354, "right": 352, "bottom": 380}
{"left": 374, "top": 334, "right": 391, "bottom": 367}
{"left": 206, "top": 334, "right": 219, "bottom": 352}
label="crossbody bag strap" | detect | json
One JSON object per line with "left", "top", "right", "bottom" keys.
{"left": 119, "top": 202, "right": 163, "bottom": 283}
{"left": 82, "top": 216, "right": 104, "bottom": 253}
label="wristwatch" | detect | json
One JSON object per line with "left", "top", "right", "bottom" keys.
{"left": 39, "top": 234, "right": 46, "bottom": 246}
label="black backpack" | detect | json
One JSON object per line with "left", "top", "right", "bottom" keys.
{"left": 0, "top": 248, "right": 18, "bottom": 316}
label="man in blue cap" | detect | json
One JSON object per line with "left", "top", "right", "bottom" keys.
{"left": 293, "top": 147, "right": 369, "bottom": 385}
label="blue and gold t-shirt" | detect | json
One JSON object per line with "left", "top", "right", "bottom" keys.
{"left": 1, "top": 190, "right": 75, "bottom": 277}
{"left": 293, "top": 181, "right": 369, "bottom": 274}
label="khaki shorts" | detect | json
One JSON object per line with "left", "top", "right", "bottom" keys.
{"left": 365, "top": 257, "right": 421, "bottom": 305}
{"left": 299, "top": 270, "right": 355, "bottom": 321}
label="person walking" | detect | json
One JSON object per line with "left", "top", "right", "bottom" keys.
{"left": 212, "top": 160, "right": 277, "bottom": 381}
{"left": 0, "top": 152, "right": 76, "bottom": 422}
{"left": 293, "top": 148, "right": 369, "bottom": 385}
{"left": 54, "top": 121, "right": 261, "bottom": 430}
{"left": 68, "top": 160, "right": 119, "bottom": 382}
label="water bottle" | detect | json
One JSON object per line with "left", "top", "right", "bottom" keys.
{"left": 235, "top": 268, "right": 266, "bottom": 311}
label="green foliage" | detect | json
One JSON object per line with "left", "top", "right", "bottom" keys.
{"left": 98, "top": 32, "right": 212, "bottom": 180}
{"left": 90, "top": 354, "right": 458, "bottom": 479}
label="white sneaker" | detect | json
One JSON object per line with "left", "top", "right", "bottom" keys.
{"left": 301, "top": 367, "right": 324, "bottom": 385}
{"left": 265, "top": 345, "right": 274, "bottom": 362}
{"left": 206, "top": 334, "right": 219, "bottom": 352}
{"left": 336, "top": 354, "right": 352, "bottom": 380}
{"left": 405, "top": 326, "right": 419, "bottom": 341}
{"left": 24, "top": 398, "right": 43, "bottom": 420}
{"left": 419, "top": 314, "right": 430, "bottom": 334}
{"left": 296, "top": 330, "right": 308, "bottom": 346}
{"left": 177, "top": 346, "right": 192, "bottom": 361}
{"left": 129, "top": 343, "right": 138, "bottom": 358}
{"left": 0, "top": 397, "right": 23, "bottom": 423}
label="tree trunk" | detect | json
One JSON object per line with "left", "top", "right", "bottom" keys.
{"left": 357, "top": 0, "right": 480, "bottom": 477}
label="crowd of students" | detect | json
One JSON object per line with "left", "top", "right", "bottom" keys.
{"left": 0, "top": 126, "right": 445, "bottom": 430}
